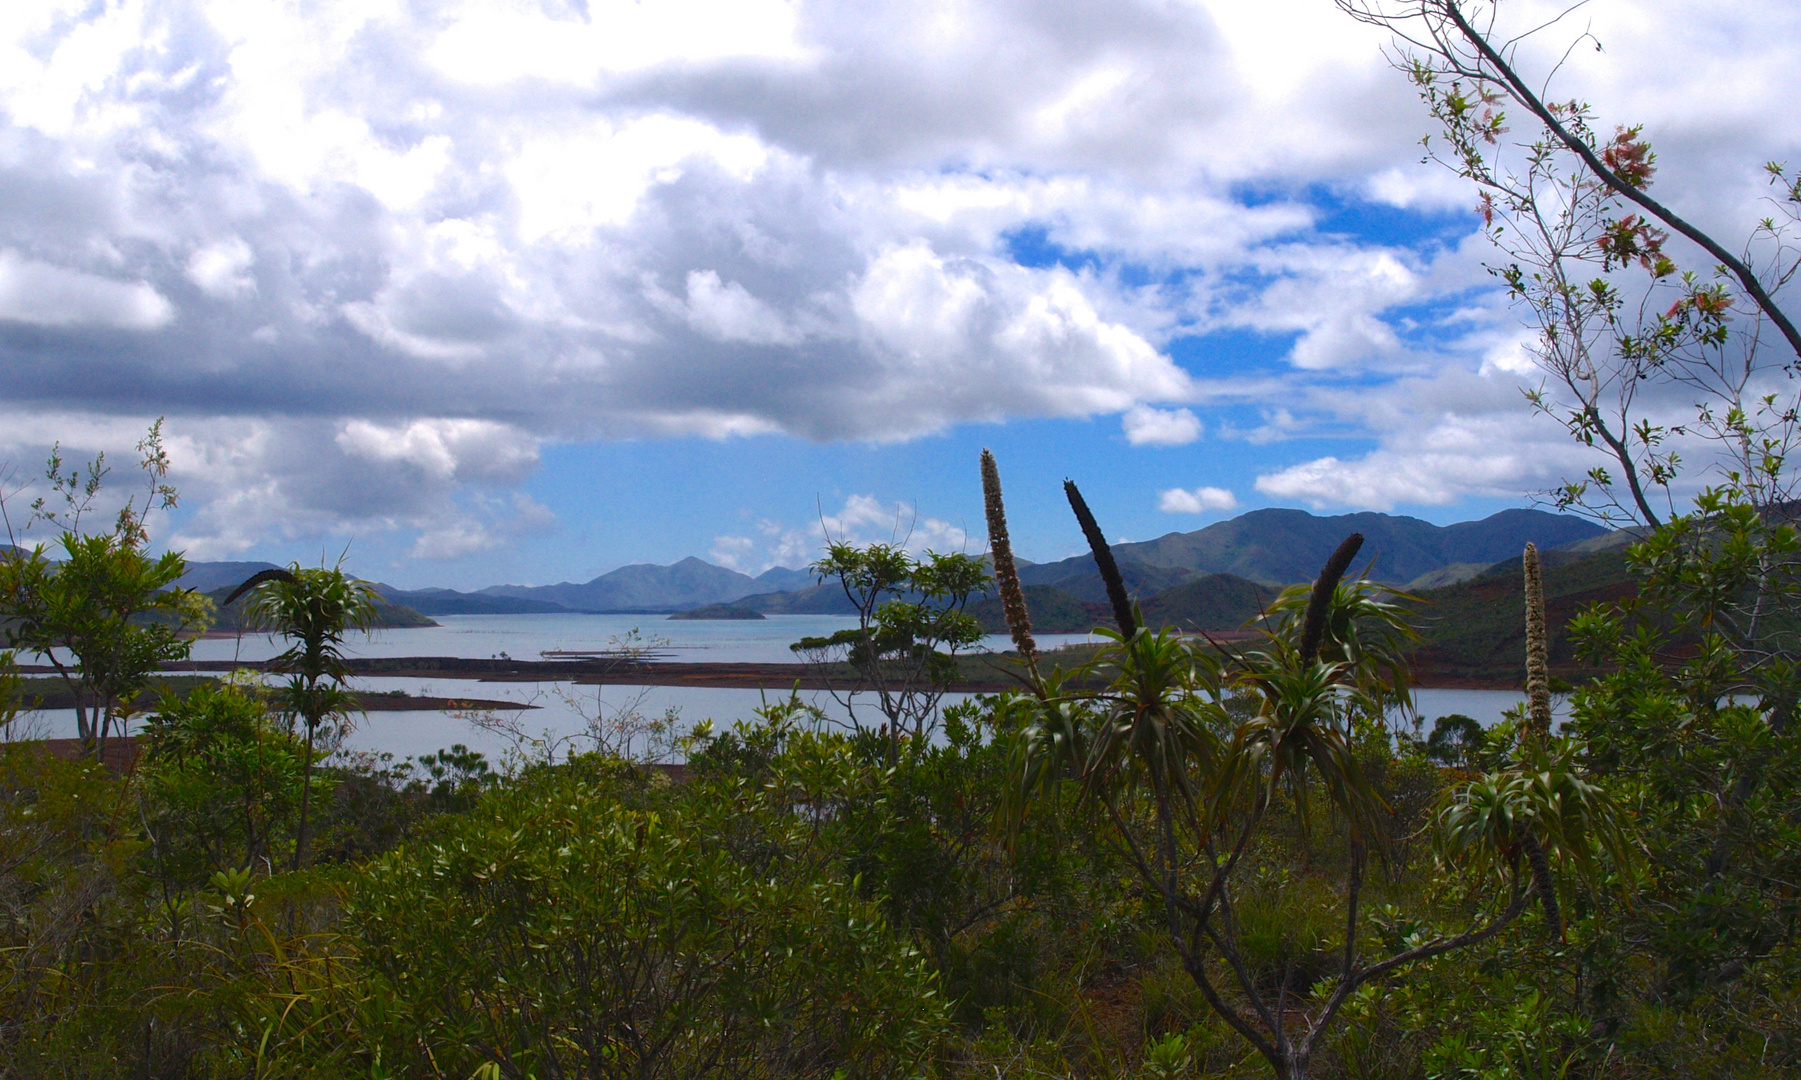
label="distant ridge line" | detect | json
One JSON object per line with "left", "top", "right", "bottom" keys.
{"left": 178, "top": 506, "right": 1613, "bottom": 615}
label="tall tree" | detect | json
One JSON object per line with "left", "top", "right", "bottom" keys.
{"left": 1347, "top": 0, "right": 1801, "bottom": 836}
{"left": 0, "top": 422, "right": 208, "bottom": 756}
{"left": 1343, "top": 3, "right": 1801, "bottom": 1039}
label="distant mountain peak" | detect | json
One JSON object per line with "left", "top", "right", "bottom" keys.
{"left": 182, "top": 506, "right": 1609, "bottom": 615}
{"left": 1019, "top": 507, "right": 1604, "bottom": 587}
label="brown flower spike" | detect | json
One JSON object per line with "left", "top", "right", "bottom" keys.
{"left": 1064, "top": 479, "right": 1136, "bottom": 639}
{"left": 1299, "top": 533, "right": 1364, "bottom": 663}
{"left": 980, "top": 449, "right": 1037, "bottom": 669}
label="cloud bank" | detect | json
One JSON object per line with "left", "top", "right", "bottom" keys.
{"left": 0, "top": 0, "right": 1794, "bottom": 565}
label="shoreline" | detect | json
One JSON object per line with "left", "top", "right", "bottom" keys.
{"left": 15, "top": 656, "right": 1537, "bottom": 693}
{"left": 9, "top": 674, "right": 534, "bottom": 713}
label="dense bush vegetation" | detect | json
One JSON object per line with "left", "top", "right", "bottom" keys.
{"left": 2, "top": 630, "right": 1797, "bottom": 1078}
{"left": 0, "top": 441, "right": 1798, "bottom": 1078}
{"left": 2, "top": 528, "right": 1798, "bottom": 1077}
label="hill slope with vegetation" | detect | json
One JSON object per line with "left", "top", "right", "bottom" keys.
{"left": 1406, "top": 549, "right": 1639, "bottom": 686}
{"left": 202, "top": 586, "right": 438, "bottom": 632}
{"left": 976, "top": 548, "right": 1640, "bottom": 689}
{"left": 969, "top": 584, "right": 1110, "bottom": 633}
{"left": 1015, "top": 507, "right": 1604, "bottom": 586}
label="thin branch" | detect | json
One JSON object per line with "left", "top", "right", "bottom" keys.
{"left": 1437, "top": 0, "right": 1801, "bottom": 366}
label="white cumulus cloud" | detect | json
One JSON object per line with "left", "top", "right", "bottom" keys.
{"left": 681, "top": 270, "right": 803, "bottom": 345}
{"left": 335, "top": 419, "right": 539, "bottom": 484}
{"left": 709, "top": 534, "right": 757, "bottom": 570}
{"left": 1123, "top": 404, "right": 1202, "bottom": 446}
{"left": 1158, "top": 486, "right": 1238, "bottom": 515}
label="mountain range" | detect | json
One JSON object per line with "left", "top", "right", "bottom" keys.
{"left": 159, "top": 507, "right": 1639, "bottom": 685}
{"left": 355, "top": 506, "right": 1607, "bottom": 616}
{"left": 164, "top": 507, "right": 1610, "bottom": 619}
{"left": 1012, "top": 508, "right": 1604, "bottom": 593}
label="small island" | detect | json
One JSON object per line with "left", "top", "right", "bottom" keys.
{"left": 668, "top": 604, "right": 766, "bottom": 621}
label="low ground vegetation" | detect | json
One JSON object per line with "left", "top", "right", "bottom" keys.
{"left": 2, "top": 631, "right": 1796, "bottom": 1078}
{"left": 2, "top": 469, "right": 1798, "bottom": 1078}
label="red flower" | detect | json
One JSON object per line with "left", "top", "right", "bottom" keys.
{"left": 1602, "top": 126, "right": 1656, "bottom": 187}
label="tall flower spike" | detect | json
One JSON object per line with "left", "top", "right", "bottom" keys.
{"left": 1064, "top": 479, "right": 1136, "bottom": 638}
{"left": 1300, "top": 533, "right": 1363, "bottom": 663}
{"left": 1523, "top": 543, "right": 1552, "bottom": 738}
{"left": 981, "top": 450, "right": 1038, "bottom": 672}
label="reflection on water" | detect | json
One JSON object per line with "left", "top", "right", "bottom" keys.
{"left": 340, "top": 681, "right": 983, "bottom": 764}
{"left": 13, "top": 681, "right": 980, "bottom": 766}
{"left": 19, "top": 683, "right": 1563, "bottom": 768}
{"left": 13, "top": 614, "right": 1560, "bottom": 765}
{"left": 179, "top": 613, "right": 1107, "bottom": 668}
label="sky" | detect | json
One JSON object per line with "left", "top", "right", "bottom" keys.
{"left": 0, "top": 0, "right": 1797, "bottom": 589}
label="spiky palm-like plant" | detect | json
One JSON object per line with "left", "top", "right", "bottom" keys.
{"left": 227, "top": 564, "right": 377, "bottom": 869}
{"left": 1254, "top": 561, "right": 1421, "bottom": 724}
{"left": 1063, "top": 479, "right": 1136, "bottom": 638}
{"left": 1011, "top": 489, "right": 1543, "bottom": 1080}
{"left": 1436, "top": 543, "right": 1634, "bottom": 940}
{"left": 1438, "top": 736, "right": 1632, "bottom": 890}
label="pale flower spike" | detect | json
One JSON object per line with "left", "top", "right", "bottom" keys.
{"left": 1523, "top": 542, "right": 1552, "bottom": 738}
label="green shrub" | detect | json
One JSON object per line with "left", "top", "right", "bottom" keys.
{"left": 139, "top": 680, "right": 307, "bottom": 886}
{"left": 350, "top": 761, "right": 949, "bottom": 1078}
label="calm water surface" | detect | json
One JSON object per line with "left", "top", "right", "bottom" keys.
{"left": 15, "top": 615, "right": 1551, "bottom": 764}
{"left": 19, "top": 615, "right": 1102, "bottom": 762}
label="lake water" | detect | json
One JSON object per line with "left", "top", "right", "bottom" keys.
{"left": 187, "top": 612, "right": 882, "bottom": 667}
{"left": 12, "top": 614, "right": 1549, "bottom": 765}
